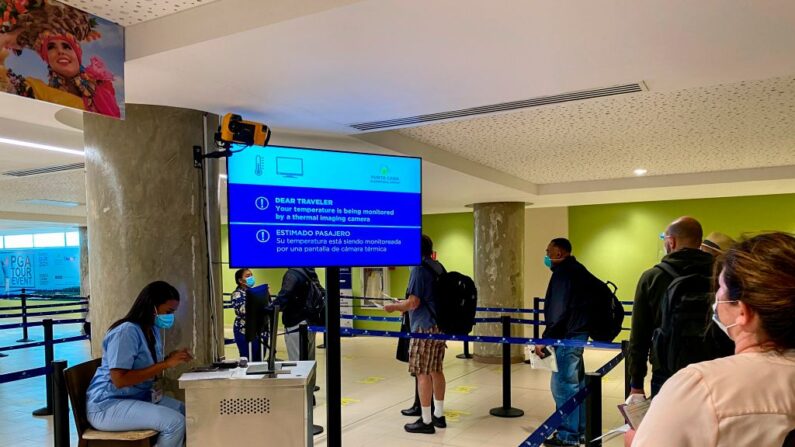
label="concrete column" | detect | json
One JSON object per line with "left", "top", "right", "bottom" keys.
{"left": 79, "top": 226, "right": 90, "bottom": 322}
{"left": 473, "top": 202, "right": 525, "bottom": 363}
{"left": 83, "top": 104, "right": 223, "bottom": 392}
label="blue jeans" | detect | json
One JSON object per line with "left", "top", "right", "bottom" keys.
{"left": 233, "top": 326, "right": 264, "bottom": 361}
{"left": 551, "top": 334, "right": 588, "bottom": 444}
{"left": 88, "top": 396, "right": 185, "bottom": 447}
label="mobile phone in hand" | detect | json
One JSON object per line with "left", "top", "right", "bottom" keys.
{"left": 538, "top": 347, "right": 552, "bottom": 359}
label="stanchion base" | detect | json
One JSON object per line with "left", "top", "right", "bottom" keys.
{"left": 318, "top": 344, "right": 326, "bottom": 349}
{"left": 32, "top": 407, "right": 52, "bottom": 417}
{"left": 456, "top": 353, "right": 473, "bottom": 359}
{"left": 0, "top": 353, "right": 7, "bottom": 357}
{"left": 313, "top": 425, "right": 324, "bottom": 435}
{"left": 489, "top": 406, "right": 524, "bottom": 418}
{"left": 17, "top": 338, "right": 34, "bottom": 343}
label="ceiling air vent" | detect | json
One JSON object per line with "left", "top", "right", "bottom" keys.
{"left": 3, "top": 162, "right": 85, "bottom": 177}
{"left": 349, "top": 82, "right": 647, "bottom": 132}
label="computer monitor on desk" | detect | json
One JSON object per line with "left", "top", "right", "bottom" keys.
{"left": 246, "top": 305, "right": 293, "bottom": 375}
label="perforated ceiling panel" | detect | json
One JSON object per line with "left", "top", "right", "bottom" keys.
{"left": 398, "top": 75, "right": 795, "bottom": 184}
{"left": 61, "top": 0, "right": 218, "bottom": 26}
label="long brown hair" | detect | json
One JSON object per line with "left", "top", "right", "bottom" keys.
{"left": 721, "top": 232, "right": 795, "bottom": 350}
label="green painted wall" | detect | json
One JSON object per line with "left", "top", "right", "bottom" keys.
{"left": 569, "top": 193, "right": 795, "bottom": 304}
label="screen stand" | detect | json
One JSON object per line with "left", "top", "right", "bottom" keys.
{"left": 325, "top": 267, "right": 341, "bottom": 447}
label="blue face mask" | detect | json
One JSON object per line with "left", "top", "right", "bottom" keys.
{"left": 245, "top": 276, "right": 255, "bottom": 287}
{"left": 544, "top": 256, "right": 553, "bottom": 268}
{"left": 154, "top": 312, "right": 175, "bottom": 329}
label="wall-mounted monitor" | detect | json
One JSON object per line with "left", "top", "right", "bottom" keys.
{"left": 227, "top": 145, "right": 422, "bottom": 268}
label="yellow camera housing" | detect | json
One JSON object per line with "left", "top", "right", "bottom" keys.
{"left": 217, "top": 113, "right": 271, "bottom": 148}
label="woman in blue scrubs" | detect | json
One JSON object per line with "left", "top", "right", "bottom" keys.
{"left": 86, "top": 281, "right": 193, "bottom": 447}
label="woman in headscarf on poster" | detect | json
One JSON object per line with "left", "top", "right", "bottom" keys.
{"left": 0, "top": 0, "right": 120, "bottom": 118}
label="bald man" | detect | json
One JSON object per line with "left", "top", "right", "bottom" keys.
{"left": 627, "top": 216, "right": 714, "bottom": 397}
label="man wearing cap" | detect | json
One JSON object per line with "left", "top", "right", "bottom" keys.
{"left": 700, "top": 231, "right": 736, "bottom": 257}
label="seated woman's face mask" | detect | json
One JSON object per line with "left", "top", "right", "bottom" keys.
{"left": 154, "top": 307, "right": 175, "bottom": 329}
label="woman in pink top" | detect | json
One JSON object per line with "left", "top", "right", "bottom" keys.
{"left": 628, "top": 232, "right": 795, "bottom": 447}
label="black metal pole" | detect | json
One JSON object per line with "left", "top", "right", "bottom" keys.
{"left": 300, "top": 322, "right": 324, "bottom": 436}
{"left": 299, "top": 323, "right": 308, "bottom": 361}
{"left": 585, "top": 373, "right": 603, "bottom": 446}
{"left": 621, "top": 340, "right": 630, "bottom": 398}
{"left": 533, "top": 297, "right": 541, "bottom": 340}
{"left": 17, "top": 288, "right": 34, "bottom": 342}
{"left": 456, "top": 340, "right": 473, "bottom": 359}
{"left": 52, "top": 360, "right": 69, "bottom": 447}
{"left": 325, "top": 267, "right": 341, "bottom": 447}
{"left": 489, "top": 316, "right": 524, "bottom": 418}
{"left": 33, "top": 319, "right": 54, "bottom": 416}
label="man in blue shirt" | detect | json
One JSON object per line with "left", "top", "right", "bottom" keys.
{"left": 385, "top": 235, "right": 447, "bottom": 434}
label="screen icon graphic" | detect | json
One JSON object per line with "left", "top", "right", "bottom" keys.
{"left": 255, "top": 155, "right": 264, "bottom": 176}
{"left": 276, "top": 157, "right": 304, "bottom": 178}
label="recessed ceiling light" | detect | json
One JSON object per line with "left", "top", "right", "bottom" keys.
{"left": 0, "top": 137, "right": 84, "bottom": 156}
{"left": 634, "top": 168, "right": 648, "bottom": 176}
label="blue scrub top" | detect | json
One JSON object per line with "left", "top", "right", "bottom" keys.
{"left": 86, "top": 322, "right": 164, "bottom": 412}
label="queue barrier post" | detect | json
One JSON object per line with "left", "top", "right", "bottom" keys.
{"left": 32, "top": 319, "right": 54, "bottom": 416}
{"left": 52, "top": 360, "right": 70, "bottom": 447}
{"left": 488, "top": 315, "right": 524, "bottom": 418}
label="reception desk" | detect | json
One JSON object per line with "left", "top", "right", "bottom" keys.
{"left": 179, "top": 361, "right": 316, "bottom": 447}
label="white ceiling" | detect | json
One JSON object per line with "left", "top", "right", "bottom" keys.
{"left": 124, "top": 0, "right": 795, "bottom": 133}
{"left": 61, "top": 0, "right": 219, "bottom": 26}
{"left": 1, "top": 0, "right": 795, "bottom": 226}
{"left": 398, "top": 75, "right": 795, "bottom": 184}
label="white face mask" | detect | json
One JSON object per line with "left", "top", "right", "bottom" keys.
{"left": 712, "top": 300, "right": 739, "bottom": 337}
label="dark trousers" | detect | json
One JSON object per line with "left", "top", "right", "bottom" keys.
{"left": 233, "top": 326, "right": 264, "bottom": 362}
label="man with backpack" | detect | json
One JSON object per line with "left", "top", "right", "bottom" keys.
{"left": 535, "top": 238, "right": 593, "bottom": 447}
{"left": 627, "top": 216, "right": 715, "bottom": 400}
{"left": 384, "top": 235, "right": 448, "bottom": 434}
{"left": 272, "top": 267, "right": 326, "bottom": 361}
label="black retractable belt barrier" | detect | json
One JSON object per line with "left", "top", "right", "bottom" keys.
{"left": 17, "top": 288, "right": 34, "bottom": 342}
{"left": 533, "top": 297, "right": 541, "bottom": 340}
{"left": 456, "top": 340, "right": 473, "bottom": 359}
{"left": 489, "top": 316, "right": 524, "bottom": 418}
{"left": 585, "top": 373, "right": 603, "bottom": 447}
{"left": 621, "top": 340, "right": 630, "bottom": 398}
{"left": 33, "top": 319, "right": 54, "bottom": 416}
{"left": 52, "top": 360, "right": 69, "bottom": 447}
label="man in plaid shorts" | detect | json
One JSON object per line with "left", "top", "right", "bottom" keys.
{"left": 384, "top": 234, "right": 447, "bottom": 434}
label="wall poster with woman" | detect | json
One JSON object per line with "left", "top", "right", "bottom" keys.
{"left": 0, "top": 0, "right": 124, "bottom": 118}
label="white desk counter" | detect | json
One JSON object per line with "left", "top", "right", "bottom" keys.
{"left": 179, "top": 361, "right": 315, "bottom": 447}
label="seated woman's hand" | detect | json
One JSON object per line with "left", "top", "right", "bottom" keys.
{"left": 165, "top": 348, "right": 193, "bottom": 368}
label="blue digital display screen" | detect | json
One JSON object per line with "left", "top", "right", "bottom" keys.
{"left": 227, "top": 145, "right": 422, "bottom": 268}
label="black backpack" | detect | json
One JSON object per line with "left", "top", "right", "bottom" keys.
{"left": 586, "top": 273, "right": 625, "bottom": 342}
{"left": 292, "top": 268, "right": 326, "bottom": 326}
{"left": 423, "top": 261, "right": 478, "bottom": 335}
{"left": 651, "top": 262, "right": 716, "bottom": 376}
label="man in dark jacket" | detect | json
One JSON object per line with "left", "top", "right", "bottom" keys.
{"left": 536, "top": 238, "right": 591, "bottom": 447}
{"left": 272, "top": 267, "right": 324, "bottom": 361}
{"left": 627, "top": 216, "right": 714, "bottom": 398}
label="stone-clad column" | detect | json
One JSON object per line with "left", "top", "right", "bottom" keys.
{"left": 83, "top": 104, "right": 223, "bottom": 392}
{"left": 79, "top": 226, "right": 90, "bottom": 323}
{"left": 473, "top": 202, "right": 525, "bottom": 363}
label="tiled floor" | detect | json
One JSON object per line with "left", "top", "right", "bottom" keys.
{"left": 1, "top": 321, "right": 628, "bottom": 447}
